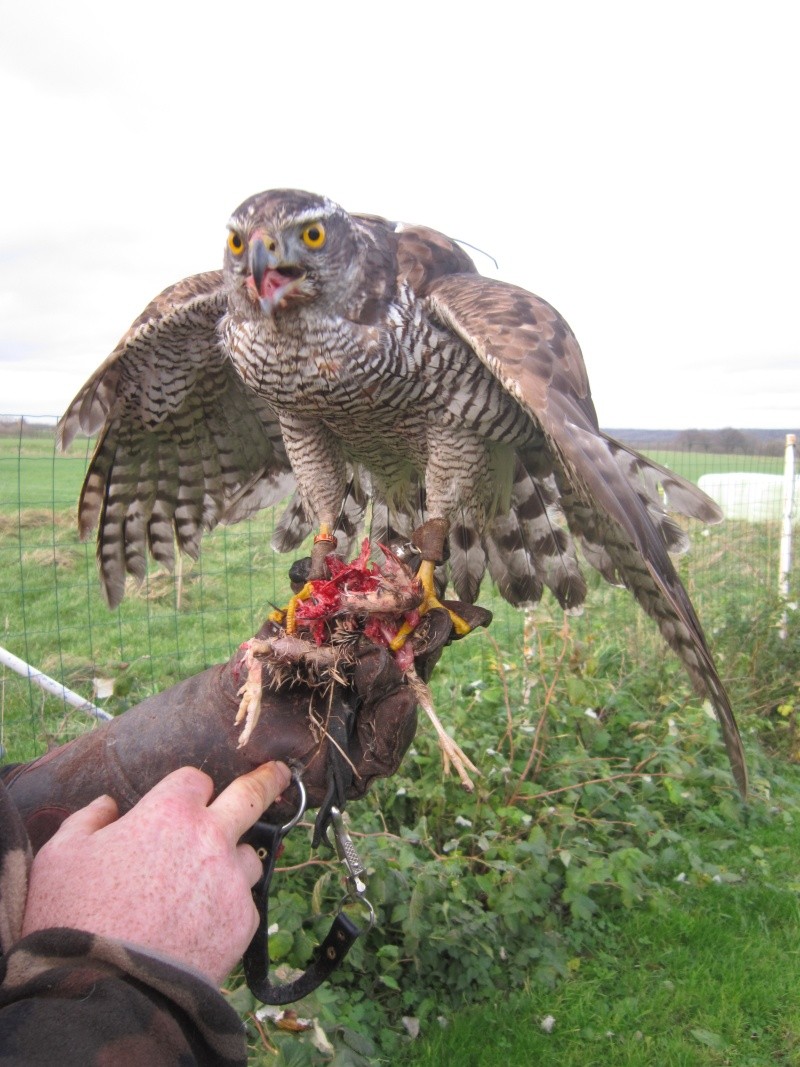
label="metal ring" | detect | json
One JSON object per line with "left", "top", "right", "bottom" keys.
{"left": 362, "top": 896, "right": 376, "bottom": 931}
{"left": 279, "top": 767, "right": 307, "bottom": 834}
{"left": 341, "top": 893, "right": 376, "bottom": 932}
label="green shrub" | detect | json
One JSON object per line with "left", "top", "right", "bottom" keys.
{"left": 233, "top": 604, "right": 791, "bottom": 1063}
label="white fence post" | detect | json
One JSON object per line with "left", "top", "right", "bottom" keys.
{"left": 779, "top": 433, "right": 796, "bottom": 639}
{"left": 0, "top": 645, "right": 112, "bottom": 722}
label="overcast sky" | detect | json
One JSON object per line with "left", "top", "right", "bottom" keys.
{"left": 1, "top": 0, "right": 797, "bottom": 431}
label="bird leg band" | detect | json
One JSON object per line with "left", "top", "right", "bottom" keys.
{"left": 309, "top": 524, "right": 338, "bottom": 579}
{"left": 270, "top": 526, "right": 337, "bottom": 631}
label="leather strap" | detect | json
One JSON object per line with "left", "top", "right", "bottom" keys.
{"left": 242, "top": 819, "right": 361, "bottom": 1005}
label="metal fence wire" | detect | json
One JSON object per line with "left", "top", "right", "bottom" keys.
{"left": 0, "top": 416, "right": 796, "bottom": 764}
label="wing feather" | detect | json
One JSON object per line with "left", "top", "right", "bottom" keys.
{"left": 58, "top": 271, "right": 295, "bottom": 607}
{"left": 426, "top": 274, "right": 747, "bottom": 795}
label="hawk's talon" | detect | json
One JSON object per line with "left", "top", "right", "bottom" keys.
{"left": 390, "top": 559, "right": 473, "bottom": 650}
{"left": 285, "top": 581, "right": 314, "bottom": 635}
{"left": 446, "top": 609, "right": 473, "bottom": 637}
{"left": 389, "top": 621, "right": 415, "bottom": 653}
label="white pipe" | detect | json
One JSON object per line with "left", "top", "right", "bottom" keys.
{"left": 0, "top": 645, "right": 113, "bottom": 722}
{"left": 779, "top": 433, "right": 796, "bottom": 640}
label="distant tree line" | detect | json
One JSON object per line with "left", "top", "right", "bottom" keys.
{"left": 1, "top": 417, "right": 792, "bottom": 457}
{"left": 0, "top": 418, "right": 57, "bottom": 439}
{"left": 672, "top": 427, "right": 785, "bottom": 456}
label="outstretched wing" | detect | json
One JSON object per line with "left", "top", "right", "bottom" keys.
{"left": 58, "top": 271, "right": 295, "bottom": 608}
{"left": 426, "top": 274, "right": 747, "bottom": 796}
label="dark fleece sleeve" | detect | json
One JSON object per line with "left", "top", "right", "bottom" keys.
{"left": 0, "top": 779, "right": 247, "bottom": 1066}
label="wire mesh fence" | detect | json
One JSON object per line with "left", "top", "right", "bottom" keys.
{"left": 1, "top": 416, "right": 796, "bottom": 763}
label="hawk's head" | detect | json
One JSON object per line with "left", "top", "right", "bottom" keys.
{"left": 224, "top": 189, "right": 366, "bottom": 318}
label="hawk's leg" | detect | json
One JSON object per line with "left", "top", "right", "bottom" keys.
{"left": 273, "top": 415, "right": 348, "bottom": 632}
{"left": 308, "top": 524, "right": 338, "bottom": 579}
{"left": 277, "top": 525, "right": 338, "bottom": 635}
{"left": 389, "top": 518, "right": 472, "bottom": 652}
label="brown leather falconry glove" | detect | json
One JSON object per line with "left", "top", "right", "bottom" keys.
{"left": 1, "top": 602, "right": 490, "bottom": 854}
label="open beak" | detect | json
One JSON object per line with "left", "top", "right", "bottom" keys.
{"left": 249, "top": 235, "right": 306, "bottom": 315}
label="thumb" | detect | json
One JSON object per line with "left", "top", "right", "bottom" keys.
{"left": 52, "top": 794, "right": 121, "bottom": 841}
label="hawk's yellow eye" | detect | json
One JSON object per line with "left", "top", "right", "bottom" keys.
{"left": 301, "top": 222, "right": 326, "bottom": 249}
{"left": 227, "top": 230, "right": 244, "bottom": 255}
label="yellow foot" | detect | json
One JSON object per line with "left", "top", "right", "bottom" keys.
{"left": 389, "top": 559, "right": 472, "bottom": 652}
{"left": 269, "top": 581, "right": 314, "bottom": 635}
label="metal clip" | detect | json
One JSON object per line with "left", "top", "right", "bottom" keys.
{"left": 279, "top": 767, "right": 307, "bottom": 834}
{"left": 329, "top": 806, "right": 375, "bottom": 929}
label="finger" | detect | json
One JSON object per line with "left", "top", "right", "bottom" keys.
{"left": 210, "top": 761, "right": 292, "bottom": 841}
{"left": 135, "top": 765, "right": 215, "bottom": 811}
{"left": 49, "top": 794, "right": 120, "bottom": 841}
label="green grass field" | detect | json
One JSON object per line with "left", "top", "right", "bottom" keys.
{"left": 0, "top": 432, "right": 307, "bottom": 754}
{"left": 1, "top": 428, "right": 799, "bottom": 1064}
{"left": 639, "top": 449, "right": 784, "bottom": 481}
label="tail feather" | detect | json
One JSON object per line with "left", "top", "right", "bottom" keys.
{"left": 514, "top": 463, "right": 586, "bottom": 611}
{"left": 271, "top": 493, "right": 312, "bottom": 553}
{"left": 484, "top": 511, "right": 541, "bottom": 606}
{"left": 607, "top": 437, "right": 722, "bottom": 531}
{"left": 221, "top": 467, "right": 297, "bottom": 526}
{"left": 448, "top": 513, "right": 487, "bottom": 603}
{"left": 334, "top": 475, "right": 369, "bottom": 558}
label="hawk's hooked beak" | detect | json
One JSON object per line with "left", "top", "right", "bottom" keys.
{"left": 249, "top": 235, "right": 306, "bottom": 315}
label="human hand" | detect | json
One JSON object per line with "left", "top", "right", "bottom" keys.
{"left": 21, "top": 761, "right": 291, "bottom": 986}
